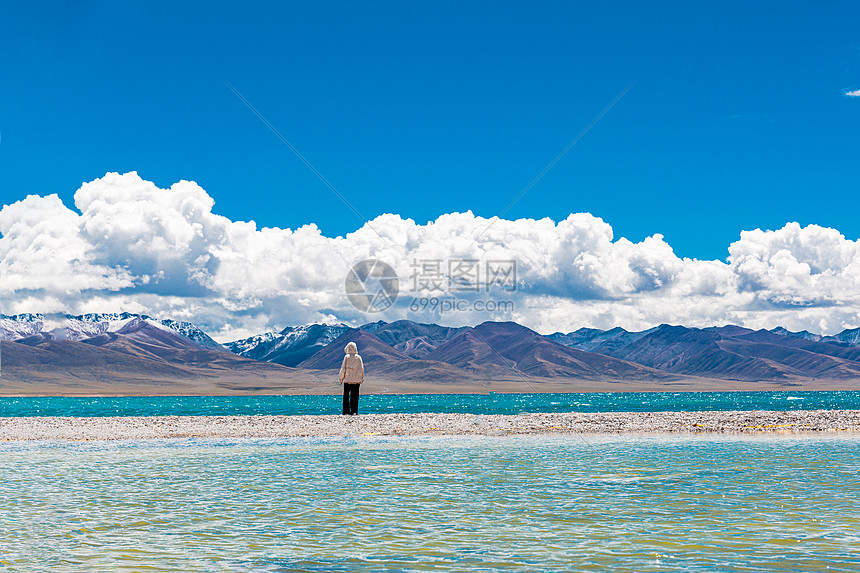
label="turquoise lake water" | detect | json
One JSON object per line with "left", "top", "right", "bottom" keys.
{"left": 4, "top": 390, "right": 860, "bottom": 417}
{"left": 3, "top": 435, "right": 860, "bottom": 572}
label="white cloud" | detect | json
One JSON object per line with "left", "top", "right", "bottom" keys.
{"left": 846, "top": 89, "right": 860, "bottom": 97}
{"left": 728, "top": 223, "right": 860, "bottom": 307}
{"left": 0, "top": 193, "right": 134, "bottom": 294}
{"left": 1, "top": 172, "right": 859, "bottom": 339}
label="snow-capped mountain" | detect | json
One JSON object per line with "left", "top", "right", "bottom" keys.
{"left": 0, "top": 312, "right": 225, "bottom": 350}
{"left": 64, "top": 313, "right": 229, "bottom": 349}
{"left": 359, "top": 320, "right": 387, "bottom": 333}
{"left": 770, "top": 326, "right": 860, "bottom": 347}
{"left": 157, "top": 319, "right": 225, "bottom": 350}
{"left": 225, "top": 323, "right": 352, "bottom": 366}
{"left": 825, "top": 327, "right": 860, "bottom": 347}
{"left": 65, "top": 312, "right": 141, "bottom": 340}
{"left": 0, "top": 313, "right": 44, "bottom": 340}
{"left": 224, "top": 332, "right": 283, "bottom": 360}
{"left": 769, "top": 327, "right": 824, "bottom": 343}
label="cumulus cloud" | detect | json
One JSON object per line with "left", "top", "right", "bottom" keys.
{"left": 0, "top": 193, "right": 134, "bottom": 294}
{"left": 729, "top": 223, "right": 860, "bottom": 307}
{"left": 846, "top": 89, "right": 860, "bottom": 97}
{"left": 1, "top": 172, "right": 859, "bottom": 340}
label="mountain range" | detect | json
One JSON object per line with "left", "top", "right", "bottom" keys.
{"left": 1, "top": 312, "right": 224, "bottom": 349}
{"left": 225, "top": 323, "right": 351, "bottom": 366}
{"left": 3, "top": 313, "right": 860, "bottom": 395}
{"left": 1, "top": 314, "right": 311, "bottom": 395}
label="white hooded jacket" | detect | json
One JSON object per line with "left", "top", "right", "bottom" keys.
{"left": 339, "top": 342, "right": 365, "bottom": 384}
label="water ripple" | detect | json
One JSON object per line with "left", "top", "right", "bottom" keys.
{"left": 2, "top": 436, "right": 860, "bottom": 571}
{"left": 5, "top": 390, "right": 860, "bottom": 417}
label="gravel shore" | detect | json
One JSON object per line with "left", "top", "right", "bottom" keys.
{"left": 3, "top": 410, "right": 860, "bottom": 441}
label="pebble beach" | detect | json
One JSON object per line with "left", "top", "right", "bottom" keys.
{"left": 3, "top": 409, "right": 860, "bottom": 441}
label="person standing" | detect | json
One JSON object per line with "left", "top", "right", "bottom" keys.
{"left": 339, "top": 341, "right": 364, "bottom": 415}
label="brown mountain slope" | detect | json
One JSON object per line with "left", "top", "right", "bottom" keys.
{"left": 423, "top": 330, "right": 517, "bottom": 373}
{"left": 297, "top": 328, "right": 487, "bottom": 382}
{"left": 298, "top": 329, "right": 413, "bottom": 369}
{"left": 426, "top": 322, "right": 675, "bottom": 381}
{"left": 607, "top": 325, "right": 860, "bottom": 381}
{"left": 1, "top": 321, "right": 315, "bottom": 395}
{"left": 78, "top": 319, "right": 282, "bottom": 372}
{"left": 2, "top": 338, "right": 194, "bottom": 377}
{"left": 372, "top": 320, "right": 467, "bottom": 358}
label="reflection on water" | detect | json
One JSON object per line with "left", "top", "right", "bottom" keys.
{"left": 2, "top": 435, "right": 860, "bottom": 571}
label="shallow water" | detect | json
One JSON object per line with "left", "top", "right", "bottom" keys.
{"left": 3, "top": 435, "right": 860, "bottom": 571}
{"left": 4, "top": 390, "right": 860, "bottom": 417}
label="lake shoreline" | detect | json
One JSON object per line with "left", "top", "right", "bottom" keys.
{"left": 6, "top": 377, "right": 860, "bottom": 397}
{"left": 3, "top": 410, "right": 860, "bottom": 441}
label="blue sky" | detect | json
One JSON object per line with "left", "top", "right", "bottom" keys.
{"left": 2, "top": 1, "right": 860, "bottom": 337}
{"left": 1, "top": 1, "right": 857, "bottom": 262}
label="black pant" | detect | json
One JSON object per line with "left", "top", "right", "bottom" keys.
{"left": 342, "top": 383, "right": 360, "bottom": 415}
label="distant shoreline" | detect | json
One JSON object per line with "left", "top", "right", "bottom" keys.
{"left": 3, "top": 410, "right": 860, "bottom": 441}
{"left": 5, "top": 376, "right": 860, "bottom": 398}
